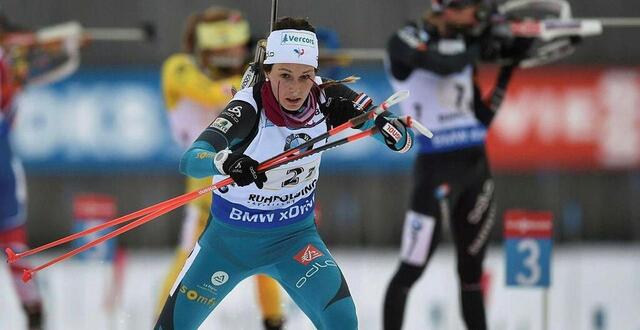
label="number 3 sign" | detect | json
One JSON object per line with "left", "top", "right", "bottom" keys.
{"left": 504, "top": 210, "right": 553, "bottom": 287}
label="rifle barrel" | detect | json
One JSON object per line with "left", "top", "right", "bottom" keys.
{"left": 586, "top": 17, "right": 640, "bottom": 27}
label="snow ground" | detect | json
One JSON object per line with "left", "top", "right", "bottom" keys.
{"left": 1, "top": 245, "right": 639, "bottom": 330}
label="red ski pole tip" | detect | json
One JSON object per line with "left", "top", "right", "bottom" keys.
{"left": 5, "top": 248, "right": 17, "bottom": 263}
{"left": 22, "top": 270, "right": 33, "bottom": 283}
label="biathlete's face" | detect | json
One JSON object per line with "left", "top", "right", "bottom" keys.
{"left": 198, "top": 45, "right": 248, "bottom": 79}
{"left": 199, "top": 44, "right": 248, "bottom": 73}
{"left": 266, "top": 63, "right": 316, "bottom": 112}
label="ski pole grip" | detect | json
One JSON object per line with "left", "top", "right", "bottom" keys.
{"left": 409, "top": 117, "right": 434, "bottom": 138}
{"left": 5, "top": 248, "right": 17, "bottom": 264}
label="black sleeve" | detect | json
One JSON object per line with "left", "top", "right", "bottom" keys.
{"left": 322, "top": 80, "right": 360, "bottom": 102}
{"left": 473, "top": 64, "right": 517, "bottom": 127}
{"left": 387, "top": 28, "right": 481, "bottom": 79}
{"left": 195, "top": 100, "right": 258, "bottom": 151}
{"left": 473, "top": 84, "right": 495, "bottom": 127}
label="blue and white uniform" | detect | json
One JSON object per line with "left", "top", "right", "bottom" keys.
{"left": 0, "top": 48, "right": 25, "bottom": 235}
{"left": 210, "top": 84, "right": 325, "bottom": 230}
{"left": 386, "top": 22, "right": 488, "bottom": 155}
{"left": 389, "top": 63, "right": 487, "bottom": 154}
{"left": 0, "top": 46, "right": 42, "bottom": 329}
{"left": 0, "top": 24, "right": 81, "bottom": 328}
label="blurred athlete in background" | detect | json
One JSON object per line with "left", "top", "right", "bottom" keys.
{"left": 158, "top": 7, "right": 286, "bottom": 329}
{"left": 0, "top": 11, "right": 82, "bottom": 330}
{"left": 382, "top": 0, "right": 529, "bottom": 329}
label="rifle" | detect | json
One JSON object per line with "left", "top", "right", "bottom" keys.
{"left": 313, "top": 0, "right": 640, "bottom": 68}
{"left": 239, "top": 0, "right": 278, "bottom": 90}
{"left": 480, "top": 0, "right": 640, "bottom": 67}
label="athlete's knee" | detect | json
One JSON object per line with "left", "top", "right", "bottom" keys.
{"left": 457, "top": 257, "right": 483, "bottom": 286}
{"left": 399, "top": 211, "right": 441, "bottom": 274}
{"left": 320, "top": 297, "right": 358, "bottom": 330}
{"left": 390, "top": 262, "right": 427, "bottom": 289}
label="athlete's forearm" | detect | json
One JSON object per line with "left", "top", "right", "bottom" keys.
{"left": 181, "top": 99, "right": 258, "bottom": 177}
{"left": 473, "top": 85, "right": 495, "bottom": 127}
{"left": 486, "top": 64, "right": 517, "bottom": 112}
{"left": 473, "top": 64, "right": 517, "bottom": 126}
{"left": 179, "top": 141, "right": 221, "bottom": 178}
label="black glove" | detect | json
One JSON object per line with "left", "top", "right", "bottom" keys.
{"left": 374, "top": 114, "right": 413, "bottom": 153}
{"left": 221, "top": 153, "right": 267, "bottom": 188}
{"left": 321, "top": 97, "right": 362, "bottom": 128}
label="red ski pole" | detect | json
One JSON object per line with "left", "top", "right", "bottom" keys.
{"left": 16, "top": 126, "right": 382, "bottom": 282}
{"left": 6, "top": 91, "right": 415, "bottom": 269}
{"left": 16, "top": 112, "right": 433, "bottom": 282}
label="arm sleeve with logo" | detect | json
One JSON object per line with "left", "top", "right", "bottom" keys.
{"left": 179, "top": 100, "right": 257, "bottom": 178}
{"left": 387, "top": 24, "right": 480, "bottom": 78}
{"left": 322, "top": 81, "right": 414, "bottom": 152}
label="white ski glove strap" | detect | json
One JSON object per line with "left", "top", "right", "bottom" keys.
{"left": 214, "top": 149, "right": 232, "bottom": 174}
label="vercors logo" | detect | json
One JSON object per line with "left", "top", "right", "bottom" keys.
{"left": 280, "top": 32, "right": 316, "bottom": 46}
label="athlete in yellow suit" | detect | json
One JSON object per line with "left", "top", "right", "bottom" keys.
{"left": 158, "top": 7, "right": 285, "bottom": 329}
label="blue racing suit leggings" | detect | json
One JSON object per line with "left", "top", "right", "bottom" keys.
{"left": 0, "top": 136, "right": 24, "bottom": 233}
{"left": 155, "top": 216, "right": 357, "bottom": 330}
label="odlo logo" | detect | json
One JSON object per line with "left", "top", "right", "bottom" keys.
{"left": 383, "top": 123, "right": 402, "bottom": 143}
{"left": 211, "top": 271, "right": 229, "bottom": 286}
{"left": 295, "top": 260, "right": 337, "bottom": 288}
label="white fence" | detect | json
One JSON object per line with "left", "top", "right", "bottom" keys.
{"left": 1, "top": 245, "right": 638, "bottom": 330}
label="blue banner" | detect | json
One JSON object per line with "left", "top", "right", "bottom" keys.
{"left": 10, "top": 65, "right": 416, "bottom": 174}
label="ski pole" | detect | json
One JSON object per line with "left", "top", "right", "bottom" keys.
{"left": 6, "top": 90, "right": 411, "bottom": 264}
{"left": 16, "top": 112, "right": 434, "bottom": 282}
{"left": 16, "top": 125, "right": 380, "bottom": 281}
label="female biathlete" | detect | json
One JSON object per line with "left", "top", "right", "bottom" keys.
{"left": 155, "top": 16, "right": 414, "bottom": 330}
{"left": 158, "top": 7, "right": 286, "bottom": 329}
